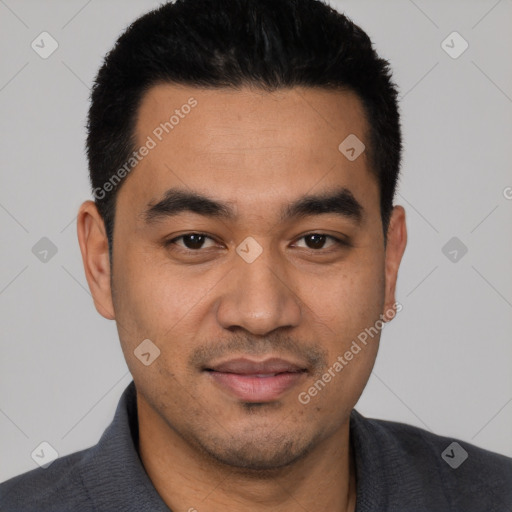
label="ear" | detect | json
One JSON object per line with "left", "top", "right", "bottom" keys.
{"left": 382, "top": 205, "right": 407, "bottom": 321}
{"left": 76, "top": 200, "right": 115, "bottom": 320}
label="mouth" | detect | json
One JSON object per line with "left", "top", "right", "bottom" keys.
{"left": 204, "top": 357, "right": 308, "bottom": 403}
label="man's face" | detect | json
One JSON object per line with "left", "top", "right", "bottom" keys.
{"left": 83, "top": 84, "right": 405, "bottom": 470}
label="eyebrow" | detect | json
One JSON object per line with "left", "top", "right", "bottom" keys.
{"left": 142, "top": 186, "right": 364, "bottom": 225}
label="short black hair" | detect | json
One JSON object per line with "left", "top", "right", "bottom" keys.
{"left": 86, "top": 0, "right": 402, "bottom": 261}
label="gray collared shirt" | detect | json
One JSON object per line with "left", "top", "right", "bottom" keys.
{"left": 1, "top": 380, "right": 511, "bottom": 511}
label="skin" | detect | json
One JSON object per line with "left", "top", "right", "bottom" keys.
{"left": 77, "top": 84, "right": 407, "bottom": 512}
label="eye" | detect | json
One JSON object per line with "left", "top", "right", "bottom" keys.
{"left": 164, "top": 233, "right": 218, "bottom": 251}
{"left": 163, "top": 232, "right": 349, "bottom": 254}
{"left": 293, "top": 233, "right": 348, "bottom": 250}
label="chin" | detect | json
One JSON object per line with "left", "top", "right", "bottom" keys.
{"left": 195, "top": 427, "right": 320, "bottom": 473}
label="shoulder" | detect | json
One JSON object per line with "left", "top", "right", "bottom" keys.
{"left": 351, "top": 410, "right": 512, "bottom": 510}
{"left": 368, "top": 413, "right": 512, "bottom": 473}
{"left": 0, "top": 446, "right": 94, "bottom": 511}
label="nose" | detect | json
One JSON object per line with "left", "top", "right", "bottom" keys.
{"left": 215, "top": 244, "right": 302, "bottom": 336}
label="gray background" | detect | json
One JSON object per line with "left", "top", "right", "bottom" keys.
{"left": 1, "top": 0, "right": 511, "bottom": 482}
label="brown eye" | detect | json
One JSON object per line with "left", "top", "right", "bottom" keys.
{"left": 165, "top": 233, "right": 217, "bottom": 250}
{"left": 294, "top": 234, "right": 347, "bottom": 250}
{"left": 181, "top": 234, "right": 207, "bottom": 249}
{"left": 304, "top": 234, "right": 328, "bottom": 249}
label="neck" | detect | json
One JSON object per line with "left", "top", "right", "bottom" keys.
{"left": 137, "top": 395, "right": 357, "bottom": 512}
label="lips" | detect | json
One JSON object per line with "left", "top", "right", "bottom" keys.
{"left": 207, "top": 357, "right": 306, "bottom": 375}
{"left": 205, "top": 357, "right": 307, "bottom": 402}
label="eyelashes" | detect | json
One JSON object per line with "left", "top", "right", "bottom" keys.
{"left": 164, "top": 232, "right": 350, "bottom": 253}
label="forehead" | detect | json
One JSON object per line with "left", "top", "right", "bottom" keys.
{"left": 117, "top": 83, "right": 378, "bottom": 223}
{"left": 136, "top": 83, "right": 369, "bottom": 151}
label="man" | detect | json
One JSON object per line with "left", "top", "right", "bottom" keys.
{"left": 1, "top": 0, "right": 511, "bottom": 510}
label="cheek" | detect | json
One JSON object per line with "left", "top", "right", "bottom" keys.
{"left": 112, "top": 244, "right": 219, "bottom": 349}
{"left": 111, "top": 249, "right": 198, "bottom": 384}
{"left": 302, "top": 251, "right": 385, "bottom": 334}
{"left": 296, "top": 262, "right": 384, "bottom": 414}
{"left": 298, "top": 251, "right": 385, "bottom": 398}
{"left": 111, "top": 243, "right": 178, "bottom": 342}
{"left": 345, "top": 259, "right": 386, "bottom": 329}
